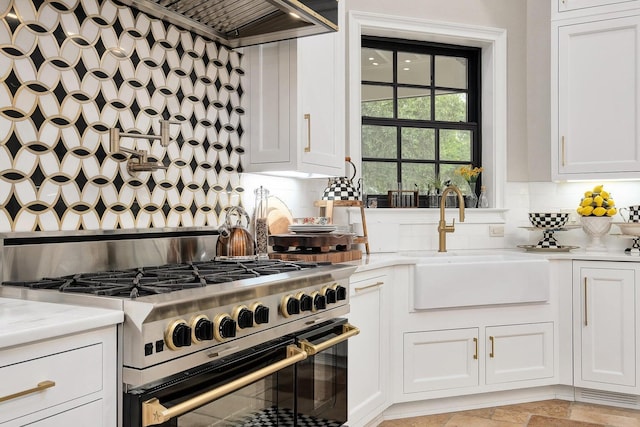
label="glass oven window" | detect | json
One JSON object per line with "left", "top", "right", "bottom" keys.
{"left": 296, "top": 321, "right": 349, "bottom": 426}
{"left": 178, "top": 373, "right": 296, "bottom": 426}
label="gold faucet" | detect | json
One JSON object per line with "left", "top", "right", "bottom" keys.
{"left": 438, "top": 185, "right": 466, "bottom": 252}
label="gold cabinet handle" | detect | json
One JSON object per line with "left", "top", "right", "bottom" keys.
{"left": 304, "top": 113, "right": 311, "bottom": 152}
{"left": 473, "top": 337, "right": 478, "bottom": 360}
{"left": 298, "top": 323, "right": 360, "bottom": 356}
{"left": 489, "top": 336, "right": 495, "bottom": 358}
{"left": 584, "top": 276, "right": 588, "bottom": 326}
{"left": 142, "top": 345, "right": 306, "bottom": 427}
{"left": 561, "top": 136, "right": 566, "bottom": 166}
{"left": 354, "top": 281, "right": 384, "bottom": 292}
{"left": 0, "top": 380, "right": 55, "bottom": 403}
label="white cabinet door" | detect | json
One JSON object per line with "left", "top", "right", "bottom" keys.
{"left": 297, "top": 32, "right": 344, "bottom": 174}
{"left": 243, "top": 3, "right": 345, "bottom": 177}
{"left": 573, "top": 262, "right": 637, "bottom": 391}
{"left": 485, "top": 323, "right": 554, "bottom": 385}
{"left": 403, "top": 328, "right": 479, "bottom": 393}
{"left": 553, "top": 13, "right": 640, "bottom": 179}
{"left": 348, "top": 270, "right": 388, "bottom": 427}
{"left": 554, "top": 0, "right": 640, "bottom": 19}
{"left": 245, "top": 41, "right": 294, "bottom": 165}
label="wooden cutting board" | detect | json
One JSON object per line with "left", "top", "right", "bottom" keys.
{"left": 269, "top": 249, "right": 362, "bottom": 262}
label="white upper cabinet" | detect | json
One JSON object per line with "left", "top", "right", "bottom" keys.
{"left": 242, "top": 3, "right": 345, "bottom": 178}
{"left": 552, "top": 9, "right": 640, "bottom": 180}
{"left": 553, "top": 0, "right": 640, "bottom": 19}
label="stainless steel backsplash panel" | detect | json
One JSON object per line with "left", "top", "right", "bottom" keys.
{"left": 1, "top": 228, "right": 218, "bottom": 282}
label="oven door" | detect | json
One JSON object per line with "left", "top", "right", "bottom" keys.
{"left": 125, "top": 337, "right": 306, "bottom": 427}
{"left": 295, "top": 319, "right": 360, "bottom": 427}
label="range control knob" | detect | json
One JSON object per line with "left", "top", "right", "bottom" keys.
{"left": 311, "top": 291, "right": 327, "bottom": 311}
{"left": 296, "top": 292, "right": 313, "bottom": 312}
{"left": 280, "top": 294, "right": 300, "bottom": 318}
{"left": 232, "top": 305, "right": 254, "bottom": 330}
{"left": 190, "top": 315, "right": 214, "bottom": 342}
{"left": 213, "top": 313, "right": 237, "bottom": 341}
{"left": 251, "top": 302, "right": 270, "bottom": 325}
{"left": 332, "top": 283, "right": 347, "bottom": 301}
{"left": 321, "top": 286, "right": 337, "bottom": 304}
{"left": 165, "top": 319, "right": 192, "bottom": 351}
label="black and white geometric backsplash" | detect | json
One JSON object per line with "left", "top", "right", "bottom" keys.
{"left": 0, "top": 0, "right": 245, "bottom": 232}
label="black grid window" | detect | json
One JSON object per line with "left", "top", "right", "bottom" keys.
{"left": 361, "top": 36, "right": 481, "bottom": 206}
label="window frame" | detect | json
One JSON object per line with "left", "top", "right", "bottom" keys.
{"left": 360, "top": 36, "right": 482, "bottom": 203}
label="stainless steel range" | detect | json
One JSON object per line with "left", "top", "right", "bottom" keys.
{"left": 0, "top": 229, "right": 359, "bottom": 427}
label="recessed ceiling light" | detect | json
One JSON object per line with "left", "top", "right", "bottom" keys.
{"left": 368, "top": 57, "right": 374, "bottom": 61}
{"left": 372, "top": 62, "right": 379, "bottom": 66}
{"left": 404, "top": 59, "right": 411, "bottom": 63}
{"left": 403, "top": 67, "right": 410, "bottom": 71}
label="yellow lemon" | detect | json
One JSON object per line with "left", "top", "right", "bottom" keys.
{"left": 601, "top": 190, "right": 610, "bottom": 199}
{"left": 577, "top": 206, "right": 584, "bottom": 215}
{"left": 582, "top": 206, "right": 594, "bottom": 216}
{"left": 581, "top": 197, "right": 593, "bottom": 207}
{"left": 593, "top": 207, "right": 606, "bottom": 216}
{"left": 584, "top": 191, "right": 593, "bottom": 198}
{"left": 593, "top": 185, "right": 603, "bottom": 193}
{"left": 606, "top": 198, "right": 615, "bottom": 207}
{"left": 594, "top": 195, "right": 604, "bottom": 206}
{"left": 607, "top": 207, "right": 618, "bottom": 216}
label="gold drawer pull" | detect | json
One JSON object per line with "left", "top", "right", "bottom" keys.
{"left": 584, "top": 276, "right": 588, "bottom": 326}
{"left": 354, "top": 281, "right": 384, "bottom": 292}
{"left": 0, "top": 380, "right": 55, "bottom": 403}
{"left": 304, "top": 113, "right": 311, "bottom": 152}
{"left": 473, "top": 337, "right": 478, "bottom": 360}
{"left": 489, "top": 336, "right": 495, "bottom": 358}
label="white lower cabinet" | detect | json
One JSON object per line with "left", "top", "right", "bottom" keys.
{"left": 403, "top": 323, "right": 554, "bottom": 394}
{"left": 573, "top": 261, "right": 638, "bottom": 393}
{"left": 403, "top": 328, "right": 479, "bottom": 393}
{"left": 0, "top": 327, "right": 117, "bottom": 426}
{"left": 485, "top": 323, "right": 554, "bottom": 384}
{"left": 348, "top": 268, "right": 390, "bottom": 427}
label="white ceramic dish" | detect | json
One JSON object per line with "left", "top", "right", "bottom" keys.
{"left": 614, "top": 222, "right": 640, "bottom": 236}
{"left": 288, "top": 225, "right": 337, "bottom": 233}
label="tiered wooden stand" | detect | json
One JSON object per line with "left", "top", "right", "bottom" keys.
{"left": 268, "top": 199, "right": 369, "bottom": 262}
{"left": 313, "top": 200, "right": 369, "bottom": 254}
{"left": 269, "top": 233, "right": 362, "bottom": 262}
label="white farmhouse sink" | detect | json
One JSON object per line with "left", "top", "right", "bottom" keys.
{"left": 405, "top": 253, "right": 550, "bottom": 309}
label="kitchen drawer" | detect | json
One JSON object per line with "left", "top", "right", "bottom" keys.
{"left": 27, "top": 400, "right": 103, "bottom": 427}
{"left": 0, "top": 343, "right": 103, "bottom": 424}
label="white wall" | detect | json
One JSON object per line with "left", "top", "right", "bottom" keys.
{"left": 243, "top": 0, "right": 640, "bottom": 255}
{"left": 345, "top": 0, "right": 532, "bottom": 182}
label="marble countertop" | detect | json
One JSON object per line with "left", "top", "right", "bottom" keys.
{"left": 343, "top": 248, "right": 640, "bottom": 272}
{"left": 0, "top": 297, "right": 123, "bottom": 350}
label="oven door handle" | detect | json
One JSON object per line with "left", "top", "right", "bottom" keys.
{"left": 298, "top": 323, "right": 360, "bottom": 356}
{"left": 141, "top": 345, "right": 307, "bottom": 427}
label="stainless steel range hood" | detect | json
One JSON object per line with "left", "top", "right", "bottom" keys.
{"left": 120, "top": 0, "right": 338, "bottom": 48}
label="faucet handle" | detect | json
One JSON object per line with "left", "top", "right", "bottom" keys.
{"left": 160, "top": 120, "right": 181, "bottom": 147}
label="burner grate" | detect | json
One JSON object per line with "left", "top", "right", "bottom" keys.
{"left": 1, "top": 259, "right": 325, "bottom": 297}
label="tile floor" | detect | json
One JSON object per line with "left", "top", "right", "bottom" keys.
{"left": 378, "top": 400, "right": 640, "bottom": 426}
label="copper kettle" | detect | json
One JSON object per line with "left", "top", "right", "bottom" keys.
{"left": 322, "top": 157, "right": 360, "bottom": 200}
{"left": 216, "top": 206, "right": 256, "bottom": 258}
